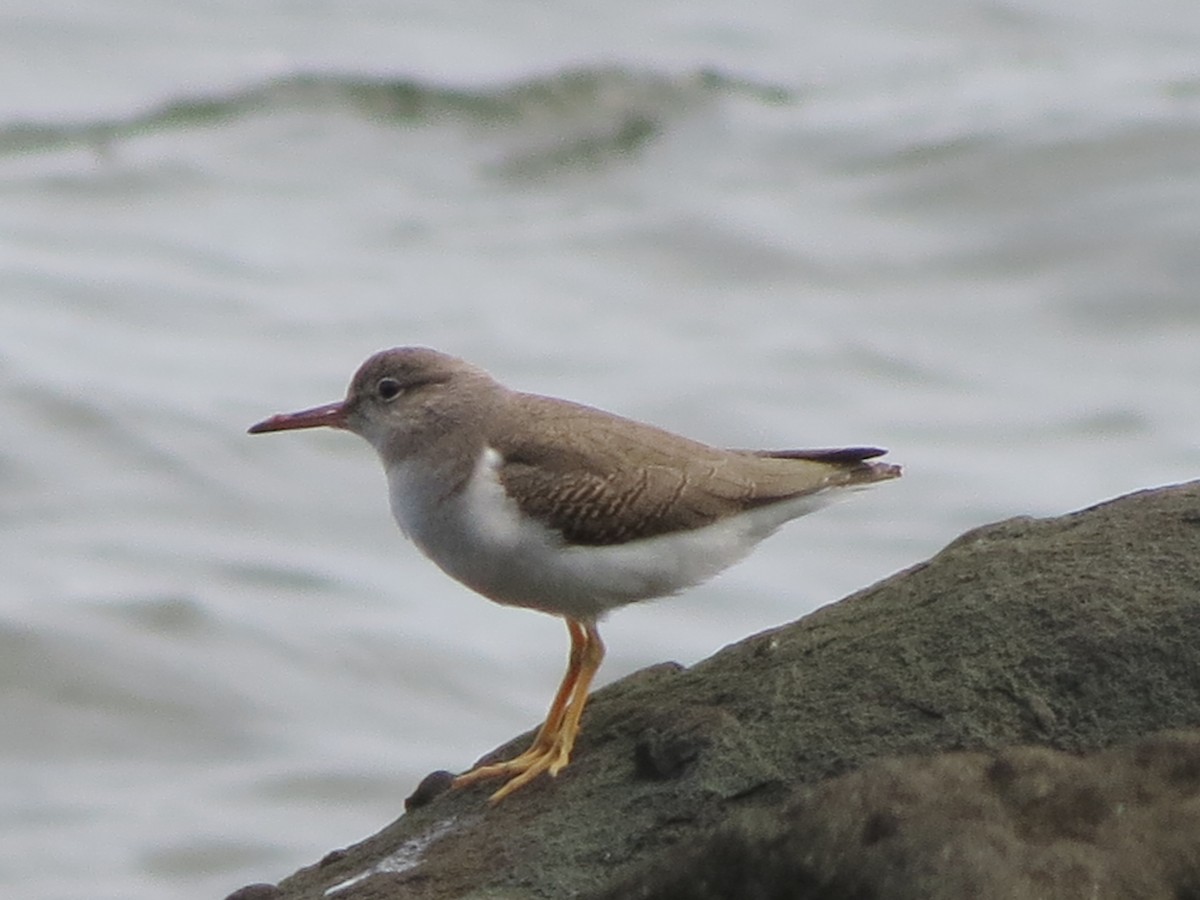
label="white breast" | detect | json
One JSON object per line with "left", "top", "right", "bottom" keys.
{"left": 386, "top": 447, "right": 835, "bottom": 620}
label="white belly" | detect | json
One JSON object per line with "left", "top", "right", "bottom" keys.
{"left": 386, "top": 448, "right": 833, "bottom": 620}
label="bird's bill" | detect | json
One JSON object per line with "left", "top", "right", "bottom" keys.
{"left": 247, "top": 401, "right": 348, "bottom": 434}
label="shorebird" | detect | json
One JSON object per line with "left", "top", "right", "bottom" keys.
{"left": 249, "top": 347, "right": 900, "bottom": 802}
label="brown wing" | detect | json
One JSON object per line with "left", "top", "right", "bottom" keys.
{"left": 493, "top": 393, "right": 898, "bottom": 546}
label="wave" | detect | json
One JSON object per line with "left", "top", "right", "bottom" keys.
{"left": 0, "top": 65, "right": 792, "bottom": 160}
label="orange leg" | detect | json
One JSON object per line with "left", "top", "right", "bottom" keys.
{"left": 453, "top": 618, "right": 605, "bottom": 803}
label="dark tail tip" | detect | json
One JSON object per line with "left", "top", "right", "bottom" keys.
{"left": 755, "top": 446, "right": 889, "bottom": 463}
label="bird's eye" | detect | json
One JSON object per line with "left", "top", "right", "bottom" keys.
{"left": 377, "top": 377, "right": 402, "bottom": 401}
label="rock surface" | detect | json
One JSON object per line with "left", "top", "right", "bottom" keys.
{"left": 231, "top": 481, "right": 1200, "bottom": 900}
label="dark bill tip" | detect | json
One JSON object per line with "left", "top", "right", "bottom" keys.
{"left": 247, "top": 401, "right": 347, "bottom": 434}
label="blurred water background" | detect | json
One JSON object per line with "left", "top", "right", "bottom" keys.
{"left": 2, "top": 1, "right": 1198, "bottom": 897}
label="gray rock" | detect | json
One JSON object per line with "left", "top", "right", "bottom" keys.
{"left": 596, "top": 731, "right": 1200, "bottom": 900}
{"left": 265, "top": 481, "right": 1200, "bottom": 900}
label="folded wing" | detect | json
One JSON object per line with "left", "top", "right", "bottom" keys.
{"left": 494, "top": 394, "right": 899, "bottom": 546}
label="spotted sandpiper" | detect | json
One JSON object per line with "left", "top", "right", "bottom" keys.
{"left": 248, "top": 347, "right": 900, "bottom": 803}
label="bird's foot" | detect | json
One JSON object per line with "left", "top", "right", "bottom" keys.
{"left": 452, "top": 730, "right": 576, "bottom": 804}
{"left": 453, "top": 617, "right": 601, "bottom": 804}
